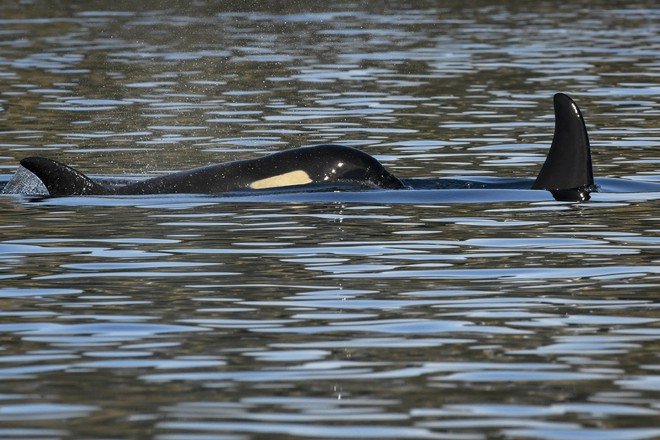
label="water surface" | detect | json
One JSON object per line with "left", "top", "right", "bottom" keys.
{"left": 1, "top": 1, "right": 659, "bottom": 439}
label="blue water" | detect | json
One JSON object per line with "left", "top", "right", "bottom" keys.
{"left": 1, "top": 1, "right": 660, "bottom": 439}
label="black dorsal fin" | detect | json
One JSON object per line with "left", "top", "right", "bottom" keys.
{"left": 20, "top": 157, "right": 111, "bottom": 196}
{"left": 532, "top": 93, "right": 594, "bottom": 201}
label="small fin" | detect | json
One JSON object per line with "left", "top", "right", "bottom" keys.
{"left": 532, "top": 93, "right": 595, "bottom": 201}
{"left": 19, "top": 157, "right": 111, "bottom": 196}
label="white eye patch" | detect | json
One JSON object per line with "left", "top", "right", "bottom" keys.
{"left": 249, "top": 170, "right": 312, "bottom": 189}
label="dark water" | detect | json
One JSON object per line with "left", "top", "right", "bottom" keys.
{"left": 1, "top": 1, "right": 660, "bottom": 439}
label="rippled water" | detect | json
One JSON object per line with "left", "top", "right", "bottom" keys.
{"left": 1, "top": 1, "right": 660, "bottom": 439}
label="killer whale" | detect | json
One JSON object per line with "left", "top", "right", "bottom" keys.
{"left": 532, "top": 92, "right": 594, "bottom": 201}
{"left": 14, "top": 93, "right": 595, "bottom": 201}
{"left": 19, "top": 144, "right": 405, "bottom": 196}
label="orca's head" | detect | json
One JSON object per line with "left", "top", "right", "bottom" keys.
{"left": 307, "top": 145, "right": 405, "bottom": 189}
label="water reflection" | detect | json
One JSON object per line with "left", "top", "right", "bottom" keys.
{"left": 1, "top": 1, "right": 660, "bottom": 439}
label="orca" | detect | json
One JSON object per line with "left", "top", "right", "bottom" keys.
{"left": 13, "top": 93, "right": 595, "bottom": 202}
{"left": 531, "top": 92, "right": 594, "bottom": 201}
{"left": 18, "top": 144, "right": 405, "bottom": 196}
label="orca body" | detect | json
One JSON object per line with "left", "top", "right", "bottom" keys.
{"left": 19, "top": 144, "right": 405, "bottom": 196}
{"left": 14, "top": 93, "right": 595, "bottom": 202}
{"left": 532, "top": 93, "right": 594, "bottom": 201}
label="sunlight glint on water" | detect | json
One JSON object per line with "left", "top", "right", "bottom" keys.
{"left": 0, "top": 1, "right": 659, "bottom": 439}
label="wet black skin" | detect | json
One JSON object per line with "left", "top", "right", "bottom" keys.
{"left": 20, "top": 144, "right": 405, "bottom": 196}
{"left": 18, "top": 93, "right": 595, "bottom": 202}
{"left": 531, "top": 93, "right": 595, "bottom": 201}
